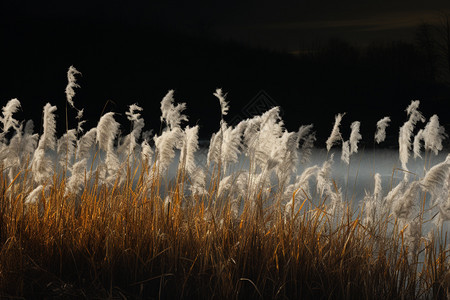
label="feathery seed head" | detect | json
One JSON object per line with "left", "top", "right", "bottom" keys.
{"left": 423, "top": 115, "right": 447, "bottom": 155}
{"left": 326, "top": 113, "right": 345, "bottom": 152}
{"left": 349, "top": 121, "right": 361, "bottom": 154}
{"left": 65, "top": 65, "right": 81, "bottom": 108}
{"left": 160, "top": 90, "right": 188, "bottom": 130}
{"left": 96, "top": 112, "right": 120, "bottom": 152}
{"left": 375, "top": 116, "right": 390, "bottom": 144}
{"left": 213, "top": 88, "right": 229, "bottom": 117}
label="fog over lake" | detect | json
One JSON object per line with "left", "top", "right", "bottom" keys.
{"left": 167, "top": 146, "right": 449, "bottom": 203}
{"left": 190, "top": 147, "right": 449, "bottom": 235}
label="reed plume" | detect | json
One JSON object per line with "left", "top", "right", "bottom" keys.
{"left": 160, "top": 90, "right": 188, "bottom": 130}
{"left": 65, "top": 158, "right": 87, "bottom": 196}
{"left": 65, "top": 65, "right": 81, "bottom": 108}
{"left": 213, "top": 88, "right": 229, "bottom": 117}
{"left": 0, "top": 98, "right": 21, "bottom": 141}
{"left": 32, "top": 103, "right": 57, "bottom": 184}
{"left": 349, "top": 121, "right": 361, "bottom": 154}
{"left": 398, "top": 100, "right": 425, "bottom": 171}
{"left": 423, "top": 114, "right": 447, "bottom": 155}
{"left": 341, "top": 140, "right": 350, "bottom": 165}
{"left": 375, "top": 116, "right": 390, "bottom": 144}
{"left": 421, "top": 154, "right": 450, "bottom": 201}
{"left": 326, "top": 113, "right": 344, "bottom": 152}
{"left": 413, "top": 129, "right": 424, "bottom": 159}
{"left": 76, "top": 128, "right": 97, "bottom": 160}
{"left": 180, "top": 125, "right": 200, "bottom": 175}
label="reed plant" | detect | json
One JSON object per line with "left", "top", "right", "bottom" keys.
{"left": 0, "top": 67, "right": 449, "bottom": 299}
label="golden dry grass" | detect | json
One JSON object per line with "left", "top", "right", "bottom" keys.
{"left": 0, "top": 163, "right": 449, "bottom": 299}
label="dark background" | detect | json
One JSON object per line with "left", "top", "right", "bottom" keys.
{"left": 2, "top": 1, "right": 450, "bottom": 147}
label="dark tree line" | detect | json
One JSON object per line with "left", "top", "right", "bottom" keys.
{"left": 415, "top": 12, "right": 450, "bottom": 85}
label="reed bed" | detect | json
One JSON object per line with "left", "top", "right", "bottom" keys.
{"left": 0, "top": 66, "right": 449, "bottom": 299}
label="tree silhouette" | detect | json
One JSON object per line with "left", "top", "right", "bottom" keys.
{"left": 415, "top": 22, "right": 438, "bottom": 81}
{"left": 436, "top": 12, "right": 450, "bottom": 84}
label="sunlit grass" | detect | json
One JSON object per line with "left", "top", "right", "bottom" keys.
{"left": 0, "top": 163, "right": 448, "bottom": 299}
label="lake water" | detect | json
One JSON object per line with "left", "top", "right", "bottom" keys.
{"left": 187, "top": 147, "right": 450, "bottom": 235}
{"left": 190, "top": 147, "right": 448, "bottom": 201}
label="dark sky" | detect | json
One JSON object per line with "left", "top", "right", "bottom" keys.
{"left": 2, "top": 0, "right": 450, "bottom": 52}
{"left": 166, "top": 0, "right": 450, "bottom": 52}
